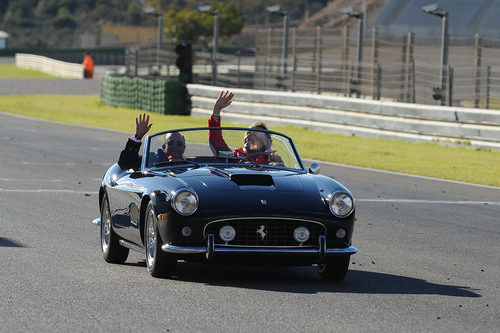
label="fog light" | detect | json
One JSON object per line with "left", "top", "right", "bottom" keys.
{"left": 293, "top": 227, "right": 310, "bottom": 243}
{"left": 219, "top": 225, "right": 236, "bottom": 242}
{"left": 336, "top": 228, "right": 346, "bottom": 239}
{"left": 182, "top": 226, "right": 192, "bottom": 237}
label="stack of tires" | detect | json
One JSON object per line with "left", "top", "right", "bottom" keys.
{"left": 100, "top": 74, "right": 190, "bottom": 115}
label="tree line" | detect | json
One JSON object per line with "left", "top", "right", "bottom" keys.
{"left": 0, "top": 0, "right": 327, "bottom": 48}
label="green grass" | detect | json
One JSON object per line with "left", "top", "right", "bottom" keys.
{"left": 0, "top": 64, "right": 58, "bottom": 79}
{"left": 0, "top": 94, "right": 499, "bottom": 187}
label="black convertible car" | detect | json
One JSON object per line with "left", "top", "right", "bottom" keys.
{"left": 93, "top": 127, "right": 357, "bottom": 280}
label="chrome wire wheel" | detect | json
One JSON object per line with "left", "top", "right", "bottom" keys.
{"left": 101, "top": 200, "right": 111, "bottom": 254}
{"left": 144, "top": 202, "right": 177, "bottom": 278}
{"left": 100, "top": 194, "right": 129, "bottom": 264}
{"left": 146, "top": 211, "right": 157, "bottom": 269}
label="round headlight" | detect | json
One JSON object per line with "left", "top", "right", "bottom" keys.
{"left": 172, "top": 189, "right": 198, "bottom": 216}
{"left": 219, "top": 225, "right": 236, "bottom": 242}
{"left": 293, "top": 226, "right": 310, "bottom": 243}
{"left": 329, "top": 192, "right": 354, "bottom": 217}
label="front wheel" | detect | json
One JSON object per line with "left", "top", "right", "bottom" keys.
{"left": 145, "top": 202, "right": 177, "bottom": 278}
{"left": 101, "top": 194, "right": 129, "bottom": 264}
{"left": 317, "top": 256, "right": 350, "bottom": 281}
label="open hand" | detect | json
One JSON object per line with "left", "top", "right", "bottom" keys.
{"left": 213, "top": 91, "right": 234, "bottom": 116}
{"left": 135, "top": 113, "right": 152, "bottom": 139}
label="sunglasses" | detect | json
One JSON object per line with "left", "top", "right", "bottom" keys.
{"left": 166, "top": 140, "right": 184, "bottom": 147}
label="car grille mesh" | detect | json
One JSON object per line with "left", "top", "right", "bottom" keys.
{"left": 205, "top": 219, "right": 326, "bottom": 247}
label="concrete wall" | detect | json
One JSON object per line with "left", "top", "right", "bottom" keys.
{"left": 187, "top": 84, "right": 500, "bottom": 151}
{"left": 15, "top": 53, "right": 84, "bottom": 79}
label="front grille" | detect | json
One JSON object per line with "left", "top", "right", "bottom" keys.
{"left": 204, "top": 218, "right": 326, "bottom": 247}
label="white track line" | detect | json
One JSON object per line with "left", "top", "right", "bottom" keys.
{"left": 0, "top": 187, "right": 497, "bottom": 206}
{"left": 357, "top": 198, "right": 500, "bottom": 205}
{"left": 0, "top": 178, "right": 63, "bottom": 182}
{"left": 0, "top": 188, "right": 98, "bottom": 194}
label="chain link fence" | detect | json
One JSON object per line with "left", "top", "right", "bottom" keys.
{"left": 124, "top": 27, "right": 500, "bottom": 109}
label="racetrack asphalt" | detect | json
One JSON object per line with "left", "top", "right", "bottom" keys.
{"left": 0, "top": 56, "right": 114, "bottom": 95}
{"left": 0, "top": 111, "right": 498, "bottom": 332}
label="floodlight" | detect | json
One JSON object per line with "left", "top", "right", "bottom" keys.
{"left": 198, "top": 5, "right": 211, "bottom": 12}
{"left": 422, "top": 3, "right": 438, "bottom": 13}
{"left": 340, "top": 6, "right": 354, "bottom": 15}
{"left": 266, "top": 5, "right": 281, "bottom": 13}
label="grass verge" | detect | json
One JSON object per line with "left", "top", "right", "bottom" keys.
{"left": 0, "top": 94, "right": 498, "bottom": 187}
{"left": 0, "top": 64, "right": 58, "bottom": 79}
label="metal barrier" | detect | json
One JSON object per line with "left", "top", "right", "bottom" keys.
{"left": 187, "top": 84, "right": 500, "bottom": 151}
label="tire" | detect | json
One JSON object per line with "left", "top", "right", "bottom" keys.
{"left": 144, "top": 202, "right": 177, "bottom": 278}
{"left": 101, "top": 194, "right": 129, "bottom": 264}
{"left": 317, "top": 255, "right": 350, "bottom": 281}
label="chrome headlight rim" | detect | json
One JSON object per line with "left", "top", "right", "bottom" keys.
{"left": 328, "top": 191, "right": 355, "bottom": 218}
{"left": 171, "top": 188, "right": 199, "bottom": 216}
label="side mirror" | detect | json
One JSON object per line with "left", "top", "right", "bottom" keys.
{"left": 308, "top": 163, "right": 320, "bottom": 174}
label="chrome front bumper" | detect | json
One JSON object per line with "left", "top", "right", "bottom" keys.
{"left": 161, "top": 234, "right": 357, "bottom": 259}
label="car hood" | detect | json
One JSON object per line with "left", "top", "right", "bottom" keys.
{"left": 170, "top": 167, "right": 329, "bottom": 215}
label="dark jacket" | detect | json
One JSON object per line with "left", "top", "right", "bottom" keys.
{"left": 118, "top": 138, "right": 142, "bottom": 170}
{"left": 118, "top": 138, "right": 170, "bottom": 170}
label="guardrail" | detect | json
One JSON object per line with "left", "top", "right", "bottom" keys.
{"left": 187, "top": 84, "right": 500, "bottom": 151}
{"left": 15, "top": 53, "right": 84, "bottom": 79}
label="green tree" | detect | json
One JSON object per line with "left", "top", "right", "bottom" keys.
{"left": 164, "top": 9, "right": 204, "bottom": 43}
{"left": 164, "top": 3, "right": 244, "bottom": 43}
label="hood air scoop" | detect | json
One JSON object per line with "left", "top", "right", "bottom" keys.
{"left": 229, "top": 174, "right": 274, "bottom": 186}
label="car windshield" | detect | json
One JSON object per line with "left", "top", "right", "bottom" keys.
{"left": 144, "top": 127, "right": 303, "bottom": 171}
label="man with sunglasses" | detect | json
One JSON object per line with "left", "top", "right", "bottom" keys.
{"left": 208, "top": 91, "right": 283, "bottom": 165}
{"left": 118, "top": 114, "right": 186, "bottom": 170}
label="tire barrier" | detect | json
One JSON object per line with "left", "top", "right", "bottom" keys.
{"left": 100, "top": 74, "right": 190, "bottom": 115}
{"left": 15, "top": 53, "right": 84, "bottom": 79}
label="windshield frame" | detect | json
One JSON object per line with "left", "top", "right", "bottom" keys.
{"left": 140, "top": 127, "right": 306, "bottom": 172}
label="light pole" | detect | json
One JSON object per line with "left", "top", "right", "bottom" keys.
{"left": 340, "top": 7, "right": 364, "bottom": 98}
{"left": 422, "top": 3, "right": 449, "bottom": 106}
{"left": 266, "top": 5, "right": 289, "bottom": 91}
{"left": 143, "top": 6, "right": 164, "bottom": 73}
{"left": 199, "top": 5, "right": 219, "bottom": 85}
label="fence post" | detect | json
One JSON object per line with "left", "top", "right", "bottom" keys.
{"left": 404, "top": 32, "right": 414, "bottom": 102}
{"left": 486, "top": 65, "right": 491, "bottom": 109}
{"left": 400, "top": 35, "right": 407, "bottom": 102}
{"left": 264, "top": 28, "right": 272, "bottom": 88}
{"left": 447, "top": 65, "right": 453, "bottom": 106}
{"left": 348, "top": 61, "right": 354, "bottom": 97}
{"left": 134, "top": 48, "right": 138, "bottom": 77}
{"left": 316, "top": 26, "right": 322, "bottom": 94}
{"left": 376, "top": 63, "right": 382, "bottom": 100}
{"left": 237, "top": 50, "right": 241, "bottom": 88}
{"left": 411, "top": 59, "right": 416, "bottom": 103}
{"left": 371, "top": 27, "right": 379, "bottom": 100}
{"left": 474, "top": 33, "right": 482, "bottom": 108}
{"left": 342, "top": 26, "right": 350, "bottom": 96}
{"left": 291, "top": 27, "right": 297, "bottom": 92}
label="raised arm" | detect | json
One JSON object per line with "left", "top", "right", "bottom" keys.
{"left": 208, "top": 91, "right": 234, "bottom": 154}
{"left": 118, "top": 114, "right": 152, "bottom": 170}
